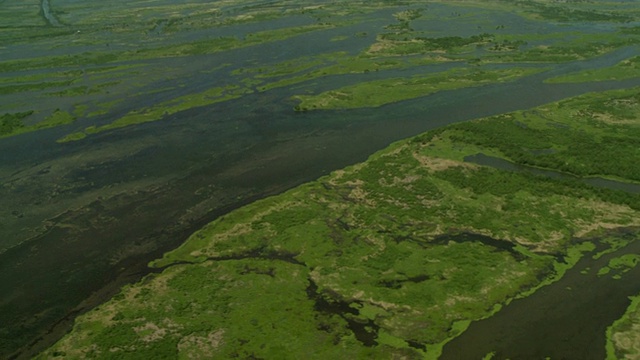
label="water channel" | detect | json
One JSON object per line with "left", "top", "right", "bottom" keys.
{"left": 465, "top": 153, "right": 640, "bottom": 194}
{"left": 40, "top": 0, "right": 61, "bottom": 27}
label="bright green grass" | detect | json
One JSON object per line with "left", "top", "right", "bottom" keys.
{"left": 597, "top": 254, "right": 640, "bottom": 277}
{"left": 439, "top": 87, "right": 640, "bottom": 182}
{"left": 1, "top": 109, "right": 75, "bottom": 138}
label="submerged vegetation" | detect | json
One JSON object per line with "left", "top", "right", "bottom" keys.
{"left": 547, "top": 55, "right": 640, "bottom": 83}
{"left": 292, "top": 67, "right": 544, "bottom": 110}
{"left": 39, "top": 87, "right": 640, "bottom": 359}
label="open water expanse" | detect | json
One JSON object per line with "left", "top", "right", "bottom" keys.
{"left": 1, "top": 6, "right": 640, "bottom": 358}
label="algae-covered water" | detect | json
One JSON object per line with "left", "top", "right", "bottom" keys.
{"left": 1, "top": 3, "right": 640, "bottom": 358}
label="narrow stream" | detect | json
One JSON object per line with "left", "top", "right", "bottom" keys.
{"left": 465, "top": 153, "right": 640, "bottom": 194}
{"left": 40, "top": 0, "right": 61, "bottom": 27}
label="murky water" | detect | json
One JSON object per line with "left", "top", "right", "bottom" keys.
{"left": 1, "top": 5, "right": 640, "bottom": 358}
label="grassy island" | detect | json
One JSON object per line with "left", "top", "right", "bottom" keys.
{"left": 547, "top": 55, "right": 640, "bottom": 83}
{"left": 292, "top": 67, "right": 544, "bottom": 110}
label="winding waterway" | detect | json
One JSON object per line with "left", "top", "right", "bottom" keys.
{"left": 2, "top": 6, "right": 640, "bottom": 359}
{"left": 40, "top": 0, "right": 61, "bottom": 27}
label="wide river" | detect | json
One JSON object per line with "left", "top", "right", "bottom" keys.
{"left": 1, "top": 10, "right": 640, "bottom": 358}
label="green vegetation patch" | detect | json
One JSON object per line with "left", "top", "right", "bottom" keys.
{"left": 484, "top": 39, "right": 623, "bottom": 63}
{"left": 597, "top": 254, "right": 640, "bottom": 278}
{"left": 1, "top": 109, "right": 75, "bottom": 138}
{"left": 0, "top": 80, "right": 75, "bottom": 95}
{"left": 607, "top": 294, "right": 640, "bottom": 359}
{"left": 427, "top": 0, "right": 637, "bottom": 23}
{"left": 292, "top": 67, "right": 544, "bottom": 110}
{"left": 250, "top": 53, "right": 421, "bottom": 93}
{"left": 58, "top": 85, "right": 245, "bottom": 142}
{"left": 0, "top": 111, "right": 33, "bottom": 136}
{"left": 441, "top": 88, "right": 640, "bottom": 182}
{"left": 0, "top": 23, "right": 335, "bottom": 74}
{"left": 517, "top": 0, "right": 634, "bottom": 23}
{"left": 369, "top": 33, "right": 494, "bottom": 57}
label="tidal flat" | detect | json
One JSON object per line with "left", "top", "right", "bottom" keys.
{"left": 2, "top": 0, "right": 640, "bottom": 358}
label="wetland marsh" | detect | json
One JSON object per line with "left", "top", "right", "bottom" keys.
{"left": 2, "top": 0, "right": 640, "bottom": 358}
